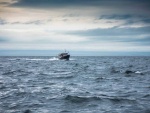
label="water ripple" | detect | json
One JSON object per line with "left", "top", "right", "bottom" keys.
{"left": 0, "top": 56, "right": 150, "bottom": 113}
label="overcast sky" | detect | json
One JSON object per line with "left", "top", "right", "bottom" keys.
{"left": 0, "top": 0, "right": 150, "bottom": 55}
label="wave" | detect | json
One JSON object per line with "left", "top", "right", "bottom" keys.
{"left": 107, "top": 97, "right": 136, "bottom": 103}
{"left": 39, "top": 70, "right": 72, "bottom": 77}
{"left": 50, "top": 72, "right": 72, "bottom": 75}
{"left": 9, "top": 57, "right": 74, "bottom": 61}
{"left": 53, "top": 75, "right": 74, "bottom": 79}
{"left": 110, "top": 66, "right": 145, "bottom": 75}
{"left": 24, "top": 58, "right": 50, "bottom": 61}
{"left": 2, "top": 71, "right": 15, "bottom": 75}
{"left": 143, "top": 94, "right": 150, "bottom": 98}
{"left": 2, "top": 69, "right": 25, "bottom": 75}
{"left": 64, "top": 95, "right": 136, "bottom": 104}
{"left": 16, "top": 57, "right": 58, "bottom": 61}
{"left": 24, "top": 57, "right": 65, "bottom": 61}
{"left": 64, "top": 95, "right": 101, "bottom": 103}
{"left": 9, "top": 58, "right": 21, "bottom": 61}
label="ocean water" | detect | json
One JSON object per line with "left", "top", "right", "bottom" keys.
{"left": 0, "top": 56, "right": 150, "bottom": 113}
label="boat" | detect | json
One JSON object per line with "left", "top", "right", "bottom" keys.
{"left": 58, "top": 51, "right": 70, "bottom": 60}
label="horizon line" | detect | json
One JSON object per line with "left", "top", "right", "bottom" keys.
{"left": 0, "top": 50, "right": 150, "bottom": 56}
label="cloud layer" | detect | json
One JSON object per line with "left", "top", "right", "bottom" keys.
{"left": 11, "top": 0, "right": 150, "bottom": 8}
{"left": 0, "top": 0, "right": 150, "bottom": 54}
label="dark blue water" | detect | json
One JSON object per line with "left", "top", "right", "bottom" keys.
{"left": 0, "top": 56, "right": 150, "bottom": 113}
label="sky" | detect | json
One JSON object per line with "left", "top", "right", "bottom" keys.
{"left": 0, "top": 0, "right": 150, "bottom": 56}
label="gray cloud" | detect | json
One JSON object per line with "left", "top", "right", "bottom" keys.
{"left": 98, "top": 14, "right": 150, "bottom": 26}
{"left": 120, "top": 36, "right": 150, "bottom": 46}
{"left": 64, "top": 26, "right": 150, "bottom": 45}
{"left": 142, "top": 18, "right": 150, "bottom": 24}
{"left": 133, "top": 37, "right": 150, "bottom": 45}
{"left": 0, "top": 18, "right": 7, "bottom": 25}
{"left": 123, "top": 16, "right": 150, "bottom": 26}
{"left": 0, "top": 37, "right": 9, "bottom": 43}
{"left": 0, "top": 0, "right": 18, "bottom": 6}
{"left": 99, "top": 14, "right": 133, "bottom": 20}
{"left": 11, "top": 0, "right": 114, "bottom": 7}
{"left": 109, "top": 18, "right": 150, "bottom": 29}
{"left": 9, "top": 0, "right": 150, "bottom": 27}
{"left": 63, "top": 14, "right": 80, "bottom": 18}
{"left": 0, "top": 2, "right": 10, "bottom": 5}
{"left": 23, "top": 20, "right": 44, "bottom": 25}
{"left": 116, "top": 36, "right": 150, "bottom": 45}
{"left": 11, "top": 0, "right": 150, "bottom": 10}
{"left": 66, "top": 26, "right": 150, "bottom": 37}
{"left": 0, "top": 19, "right": 45, "bottom": 25}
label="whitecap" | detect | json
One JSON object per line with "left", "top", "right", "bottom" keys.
{"left": 135, "top": 71, "right": 141, "bottom": 74}
{"left": 24, "top": 57, "right": 64, "bottom": 61}
{"left": 48, "top": 57, "right": 59, "bottom": 61}
{"left": 25, "top": 58, "right": 47, "bottom": 61}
